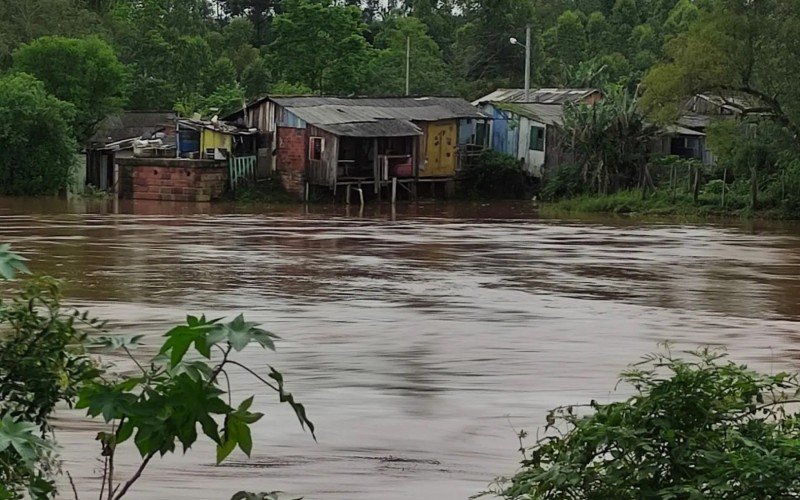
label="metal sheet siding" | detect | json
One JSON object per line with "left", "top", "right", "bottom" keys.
{"left": 458, "top": 119, "right": 474, "bottom": 145}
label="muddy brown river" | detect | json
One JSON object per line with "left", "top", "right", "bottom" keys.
{"left": 1, "top": 197, "right": 799, "bottom": 499}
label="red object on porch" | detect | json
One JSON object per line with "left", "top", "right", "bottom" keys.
{"left": 390, "top": 163, "right": 413, "bottom": 178}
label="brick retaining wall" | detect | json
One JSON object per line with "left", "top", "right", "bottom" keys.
{"left": 117, "top": 158, "right": 228, "bottom": 202}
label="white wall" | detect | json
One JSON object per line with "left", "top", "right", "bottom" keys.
{"left": 516, "top": 117, "right": 547, "bottom": 177}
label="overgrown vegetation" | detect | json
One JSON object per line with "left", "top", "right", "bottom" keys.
{"left": 482, "top": 346, "right": 800, "bottom": 499}
{"left": 0, "top": 73, "right": 76, "bottom": 196}
{"left": 459, "top": 150, "right": 535, "bottom": 199}
{"left": 0, "top": 244, "right": 313, "bottom": 499}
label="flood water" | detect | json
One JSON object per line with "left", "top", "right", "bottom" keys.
{"left": 1, "top": 196, "right": 800, "bottom": 499}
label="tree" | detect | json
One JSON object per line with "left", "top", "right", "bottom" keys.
{"left": 484, "top": 347, "right": 800, "bottom": 499}
{"left": 107, "top": 0, "right": 214, "bottom": 109}
{"left": 366, "top": 16, "right": 452, "bottom": 95}
{"left": 557, "top": 87, "right": 659, "bottom": 194}
{"left": 641, "top": 0, "right": 800, "bottom": 140}
{"left": 0, "top": 0, "right": 99, "bottom": 67}
{"left": 12, "top": 36, "right": 127, "bottom": 144}
{"left": 0, "top": 73, "right": 76, "bottom": 196}
{"left": 453, "top": 0, "right": 540, "bottom": 86}
{"left": 544, "top": 10, "right": 588, "bottom": 82}
{"left": 269, "top": 0, "right": 373, "bottom": 94}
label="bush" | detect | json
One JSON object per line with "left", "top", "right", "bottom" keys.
{"left": 484, "top": 347, "right": 800, "bottom": 499}
{"left": 540, "top": 164, "right": 586, "bottom": 201}
{"left": 0, "top": 73, "right": 76, "bottom": 196}
{"left": 459, "top": 150, "right": 535, "bottom": 199}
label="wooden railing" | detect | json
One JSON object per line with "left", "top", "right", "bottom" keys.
{"left": 229, "top": 156, "right": 257, "bottom": 190}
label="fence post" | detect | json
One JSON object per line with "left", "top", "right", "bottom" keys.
{"left": 721, "top": 167, "right": 727, "bottom": 208}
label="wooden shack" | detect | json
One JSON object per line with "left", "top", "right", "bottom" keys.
{"left": 226, "top": 96, "right": 489, "bottom": 199}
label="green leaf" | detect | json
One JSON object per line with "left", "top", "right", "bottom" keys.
{"left": 0, "top": 415, "right": 52, "bottom": 465}
{"left": 216, "top": 432, "right": 237, "bottom": 464}
{"left": 208, "top": 314, "right": 279, "bottom": 352}
{"left": 76, "top": 383, "right": 137, "bottom": 422}
{"left": 268, "top": 367, "right": 315, "bottom": 440}
{"left": 0, "top": 244, "right": 30, "bottom": 280}
{"left": 160, "top": 321, "right": 217, "bottom": 366}
{"left": 90, "top": 334, "right": 145, "bottom": 351}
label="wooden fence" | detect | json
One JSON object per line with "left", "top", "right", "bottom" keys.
{"left": 229, "top": 156, "right": 257, "bottom": 190}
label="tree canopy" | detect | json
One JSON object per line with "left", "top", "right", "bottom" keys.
{"left": 0, "top": 73, "right": 76, "bottom": 196}
{"left": 12, "top": 36, "right": 127, "bottom": 143}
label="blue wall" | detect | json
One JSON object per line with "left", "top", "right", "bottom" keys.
{"left": 483, "top": 104, "right": 518, "bottom": 156}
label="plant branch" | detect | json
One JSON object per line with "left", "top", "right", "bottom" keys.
{"left": 98, "top": 455, "right": 108, "bottom": 500}
{"left": 67, "top": 471, "right": 80, "bottom": 500}
{"left": 225, "top": 359, "right": 280, "bottom": 392}
{"left": 111, "top": 452, "right": 155, "bottom": 500}
{"left": 208, "top": 344, "right": 233, "bottom": 385}
{"left": 122, "top": 346, "right": 147, "bottom": 376}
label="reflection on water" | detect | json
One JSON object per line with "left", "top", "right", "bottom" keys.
{"left": 2, "top": 196, "right": 800, "bottom": 499}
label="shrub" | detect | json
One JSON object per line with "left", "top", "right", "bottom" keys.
{"left": 540, "top": 164, "right": 586, "bottom": 201}
{"left": 459, "top": 150, "right": 535, "bottom": 199}
{"left": 483, "top": 347, "right": 800, "bottom": 499}
{"left": 0, "top": 73, "right": 76, "bottom": 196}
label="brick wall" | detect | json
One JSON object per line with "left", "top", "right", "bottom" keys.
{"left": 276, "top": 127, "right": 308, "bottom": 196}
{"left": 119, "top": 158, "right": 228, "bottom": 202}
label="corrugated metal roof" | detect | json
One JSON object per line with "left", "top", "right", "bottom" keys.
{"left": 494, "top": 103, "right": 565, "bottom": 126}
{"left": 678, "top": 114, "right": 713, "bottom": 130}
{"left": 472, "top": 88, "right": 600, "bottom": 105}
{"left": 90, "top": 111, "right": 176, "bottom": 144}
{"left": 271, "top": 96, "right": 485, "bottom": 122}
{"left": 662, "top": 124, "right": 706, "bottom": 137}
{"left": 318, "top": 120, "right": 422, "bottom": 138}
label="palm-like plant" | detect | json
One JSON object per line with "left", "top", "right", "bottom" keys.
{"left": 558, "top": 86, "right": 659, "bottom": 194}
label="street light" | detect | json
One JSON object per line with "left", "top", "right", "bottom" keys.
{"left": 510, "top": 26, "right": 532, "bottom": 102}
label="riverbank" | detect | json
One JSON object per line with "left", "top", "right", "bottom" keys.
{"left": 542, "top": 189, "right": 800, "bottom": 220}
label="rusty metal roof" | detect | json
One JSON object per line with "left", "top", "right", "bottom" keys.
{"left": 473, "top": 88, "right": 601, "bottom": 105}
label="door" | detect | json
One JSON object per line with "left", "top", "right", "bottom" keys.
{"left": 423, "top": 120, "right": 457, "bottom": 177}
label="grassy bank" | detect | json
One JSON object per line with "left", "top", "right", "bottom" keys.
{"left": 542, "top": 189, "right": 800, "bottom": 220}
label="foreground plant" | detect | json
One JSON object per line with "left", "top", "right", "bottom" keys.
{"left": 0, "top": 244, "right": 314, "bottom": 499}
{"left": 482, "top": 346, "right": 800, "bottom": 499}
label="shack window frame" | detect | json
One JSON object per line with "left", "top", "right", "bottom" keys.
{"left": 309, "top": 136, "right": 325, "bottom": 161}
{"left": 529, "top": 126, "right": 545, "bottom": 151}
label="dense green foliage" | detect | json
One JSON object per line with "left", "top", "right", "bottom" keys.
{"left": 556, "top": 88, "right": 659, "bottom": 195}
{"left": 459, "top": 150, "right": 534, "bottom": 199}
{"left": 0, "top": 0, "right": 719, "bottom": 110}
{"left": 0, "top": 244, "right": 313, "bottom": 499}
{"left": 3, "top": 0, "right": 800, "bottom": 211}
{"left": 485, "top": 347, "right": 800, "bottom": 499}
{"left": 12, "top": 36, "right": 127, "bottom": 143}
{"left": 0, "top": 73, "right": 76, "bottom": 196}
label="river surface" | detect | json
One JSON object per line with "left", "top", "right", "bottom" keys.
{"left": 1, "top": 197, "right": 799, "bottom": 499}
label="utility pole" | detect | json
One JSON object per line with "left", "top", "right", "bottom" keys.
{"left": 405, "top": 36, "right": 411, "bottom": 96}
{"left": 524, "top": 24, "right": 531, "bottom": 102}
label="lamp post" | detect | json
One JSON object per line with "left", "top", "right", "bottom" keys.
{"left": 510, "top": 25, "right": 532, "bottom": 102}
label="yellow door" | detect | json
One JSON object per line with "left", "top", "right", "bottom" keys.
{"left": 423, "top": 120, "right": 457, "bottom": 177}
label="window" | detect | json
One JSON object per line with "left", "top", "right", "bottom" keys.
{"left": 309, "top": 137, "right": 324, "bottom": 160}
{"left": 475, "top": 122, "right": 489, "bottom": 146}
{"left": 529, "top": 126, "right": 545, "bottom": 151}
